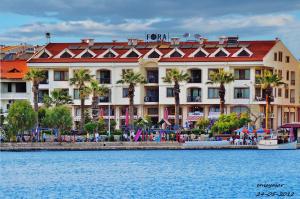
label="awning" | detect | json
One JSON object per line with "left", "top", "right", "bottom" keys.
{"left": 290, "top": 108, "right": 295, "bottom": 112}
{"left": 187, "top": 115, "right": 202, "bottom": 121}
{"left": 284, "top": 107, "right": 289, "bottom": 112}
{"left": 280, "top": 123, "right": 300, "bottom": 128}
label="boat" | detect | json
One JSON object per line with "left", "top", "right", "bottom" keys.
{"left": 257, "top": 139, "right": 297, "bottom": 150}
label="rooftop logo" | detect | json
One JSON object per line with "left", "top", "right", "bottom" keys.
{"left": 146, "top": 33, "right": 168, "bottom": 42}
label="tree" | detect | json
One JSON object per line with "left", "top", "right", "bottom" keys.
{"left": 84, "top": 121, "right": 98, "bottom": 141}
{"left": 211, "top": 113, "right": 240, "bottom": 135}
{"left": 206, "top": 69, "right": 234, "bottom": 114}
{"left": 70, "top": 69, "right": 93, "bottom": 133}
{"left": 42, "top": 106, "right": 72, "bottom": 140}
{"left": 90, "top": 79, "right": 109, "bottom": 121}
{"left": 43, "top": 89, "right": 72, "bottom": 107}
{"left": 162, "top": 68, "right": 190, "bottom": 126}
{"left": 256, "top": 70, "right": 285, "bottom": 129}
{"left": 116, "top": 69, "right": 146, "bottom": 127}
{"left": 24, "top": 68, "right": 46, "bottom": 125}
{"left": 6, "top": 100, "right": 36, "bottom": 138}
{"left": 195, "top": 118, "right": 210, "bottom": 134}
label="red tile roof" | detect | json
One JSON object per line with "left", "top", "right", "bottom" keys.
{"left": 28, "top": 40, "right": 277, "bottom": 63}
{"left": 0, "top": 60, "right": 28, "bottom": 79}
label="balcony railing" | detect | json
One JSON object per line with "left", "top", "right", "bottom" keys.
{"left": 99, "top": 96, "right": 110, "bottom": 103}
{"left": 291, "top": 80, "right": 295, "bottom": 85}
{"left": 187, "top": 96, "right": 202, "bottom": 102}
{"left": 254, "top": 96, "right": 274, "bottom": 102}
{"left": 290, "top": 98, "right": 295, "bottom": 103}
{"left": 40, "top": 79, "right": 49, "bottom": 84}
{"left": 188, "top": 77, "right": 201, "bottom": 83}
{"left": 97, "top": 77, "right": 111, "bottom": 84}
{"left": 147, "top": 77, "right": 158, "bottom": 83}
{"left": 144, "top": 96, "right": 159, "bottom": 102}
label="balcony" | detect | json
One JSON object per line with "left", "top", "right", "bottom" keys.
{"left": 254, "top": 96, "right": 274, "bottom": 102}
{"left": 144, "top": 96, "right": 159, "bottom": 102}
{"left": 97, "top": 77, "right": 111, "bottom": 84}
{"left": 188, "top": 69, "right": 202, "bottom": 83}
{"left": 290, "top": 98, "right": 295, "bottom": 103}
{"left": 147, "top": 76, "right": 158, "bottom": 83}
{"left": 99, "top": 96, "right": 110, "bottom": 103}
{"left": 291, "top": 80, "right": 295, "bottom": 85}
{"left": 187, "top": 96, "right": 201, "bottom": 102}
{"left": 189, "top": 77, "right": 201, "bottom": 83}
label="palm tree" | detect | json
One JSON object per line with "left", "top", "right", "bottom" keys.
{"left": 24, "top": 68, "right": 46, "bottom": 126}
{"left": 256, "top": 70, "right": 285, "bottom": 129}
{"left": 90, "top": 79, "right": 109, "bottom": 121}
{"left": 162, "top": 68, "right": 190, "bottom": 127}
{"left": 207, "top": 69, "right": 234, "bottom": 114}
{"left": 116, "top": 70, "right": 146, "bottom": 128}
{"left": 43, "top": 89, "right": 72, "bottom": 107}
{"left": 70, "top": 69, "right": 93, "bottom": 133}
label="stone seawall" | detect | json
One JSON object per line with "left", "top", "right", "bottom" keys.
{"left": 0, "top": 142, "right": 260, "bottom": 151}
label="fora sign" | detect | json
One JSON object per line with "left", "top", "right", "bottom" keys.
{"left": 146, "top": 33, "right": 168, "bottom": 41}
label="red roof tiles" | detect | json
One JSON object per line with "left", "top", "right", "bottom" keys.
{"left": 0, "top": 60, "right": 28, "bottom": 79}
{"left": 28, "top": 40, "right": 277, "bottom": 63}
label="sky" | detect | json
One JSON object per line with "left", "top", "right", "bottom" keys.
{"left": 0, "top": 0, "right": 300, "bottom": 58}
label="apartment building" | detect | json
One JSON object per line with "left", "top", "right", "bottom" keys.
{"left": 27, "top": 37, "right": 300, "bottom": 129}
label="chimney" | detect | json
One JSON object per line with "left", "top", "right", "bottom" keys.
{"left": 170, "top": 37, "right": 180, "bottom": 45}
{"left": 128, "top": 38, "right": 138, "bottom": 46}
{"left": 81, "top": 38, "right": 94, "bottom": 46}
{"left": 219, "top": 36, "right": 227, "bottom": 45}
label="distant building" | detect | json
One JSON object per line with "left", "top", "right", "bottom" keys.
{"left": 24, "top": 37, "right": 300, "bottom": 129}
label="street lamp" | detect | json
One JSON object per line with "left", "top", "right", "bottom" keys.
{"left": 108, "top": 86, "right": 113, "bottom": 137}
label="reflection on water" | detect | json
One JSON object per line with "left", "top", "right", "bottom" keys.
{"left": 1, "top": 150, "right": 300, "bottom": 199}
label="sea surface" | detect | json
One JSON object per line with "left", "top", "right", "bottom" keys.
{"left": 0, "top": 150, "right": 300, "bottom": 199}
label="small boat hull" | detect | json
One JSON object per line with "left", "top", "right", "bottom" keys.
{"left": 257, "top": 141, "right": 297, "bottom": 150}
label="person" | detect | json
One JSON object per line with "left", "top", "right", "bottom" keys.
{"left": 86, "top": 132, "right": 90, "bottom": 142}
{"left": 95, "top": 132, "right": 99, "bottom": 142}
{"left": 229, "top": 137, "right": 233, "bottom": 145}
{"left": 43, "top": 132, "right": 46, "bottom": 142}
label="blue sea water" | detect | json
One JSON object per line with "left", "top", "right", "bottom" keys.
{"left": 0, "top": 150, "right": 300, "bottom": 199}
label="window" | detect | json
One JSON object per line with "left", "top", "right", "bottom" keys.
{"left": 166, "top": 88, "right": 174, "bottom": 97}
{"left": 215, "top": 50, "right": 227, "bottom": 57}
{"left": 237, "top": 50, "right": 250, "bottom": 57}
{"left": 278, "top": 51, "right": 283, "bottom": 62}
{"left": 232, "top": 106, "right": 249, "bottom": 114}
{"left": 208, "top": 69, "right": 219, "bottom": 80}
{"left": 286, "top": 56, "right": 290, "bottom": 63}
{"left": 75, "top": 108, "right": 81, "bottom": 116}
{"left": 6, "top": 83, "right": 12, "bottom": 92}
{"left": 208, "top": 88, "right": 219, "bottom": 99}
{"left": 286, "top": 70, "right": 289, "bottom": 81}
{"left": 60, "top": 51, "right": 72, "bottom": 58}
{"left": 148, "top": 51, "right": 160, "bottom": 58}
{"left": 285, "top": 89, "right": 289, "bottom": 98}
{"left": 234, "top": 69, "right": 250, "bottom": 80}
{"left": 122, "top": 69, "right": 133, "bottom": 76}
{"left": 127, "top": 51, "right": 139, "bottom": 58}
{"left": 15, "top": 83, "right": 26, "bottom": 93}
{"left": 54, "top": 71, "right": 69, "bottom": 81}
{"left": 278, "top": 88, "right": 282, "bottom": 97}
{"left": 291, "top": 71, "right": 295, "bottom": 85}
{"left": 98, "top": 70, "right": 110, "bottom": 84}
{"left": 209, "top": 105, "right": 220, "bottom": 112}
{"left": 278, "top": 70, "right": 282, "bottom": 78}
{"left": 189, "top": 69, "right": 202, "bottom": 83}
{"left": 170, "top": 51, "right": 182, "bottom": 58}
{"left": 74, "top": 89, "right": 80, "bottom": 99}
{"left": 103, "top": 51, "right": 116, "bottom": 58}
{"left": 194, "top": 50, "right": 206, "bottom": 57}
{"left": 274, "top": 52, "right": 277, "bottom": 61}
{"left": 122, "top": 88, "right": 129, "bottom": 98}
{"left": 234, "top": 88, "right": 250, "bottom": 99}
{"left": 81, "top": 51, "right": 93, "bottom": 58}
{"left": 38, "top": 90, "right": 49, "bottom": 103}
{"left": 39, "top": 51, "right": 50, "bottom": 58}
{"left": 148, "top": 108, "right": 158, "bottom": 115}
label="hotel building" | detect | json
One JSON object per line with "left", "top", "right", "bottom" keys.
{"left": 26, "top": 37, "right": 300, "bottom": 129}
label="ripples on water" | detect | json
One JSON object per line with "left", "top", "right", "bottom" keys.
{"left": 1, "top": 150, "right": 300, "bottom": 199}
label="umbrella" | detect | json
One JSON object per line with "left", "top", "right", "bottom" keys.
{"left": 255, "top": 128, "right": 265, "bottom": 134}
{"left": 125, "top": 108, "right": 129, "bottom": 126}
{"left": 99, "top": 107, "right": 104, "bottom": 119}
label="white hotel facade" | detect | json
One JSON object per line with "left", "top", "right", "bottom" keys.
{"left": 27, "top": 37, "right": 300, "bottom": 129}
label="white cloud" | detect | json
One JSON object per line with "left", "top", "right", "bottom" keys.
{"left": 182, "top": 14, "right": 295, "bottom": 33}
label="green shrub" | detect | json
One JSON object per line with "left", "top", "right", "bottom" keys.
{"left": 109, "top": 135, "right": 114, "bottom": 142}
{"left": 113, "top": 129, "right": 122, "bottom": 135}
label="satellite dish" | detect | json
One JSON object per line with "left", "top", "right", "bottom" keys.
{"left": 194, "top": 34, "right": 201, "bottom": 39}
{"left": 183, "top": 33, "right": 190, "bottom": 38}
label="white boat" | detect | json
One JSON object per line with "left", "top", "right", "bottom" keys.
{"left": 257, "top": 139, "right": 297, "bottom": 150}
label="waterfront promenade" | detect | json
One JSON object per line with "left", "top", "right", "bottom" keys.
{"left": 0, "top": 142, "right": 266, "bottom": 151}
